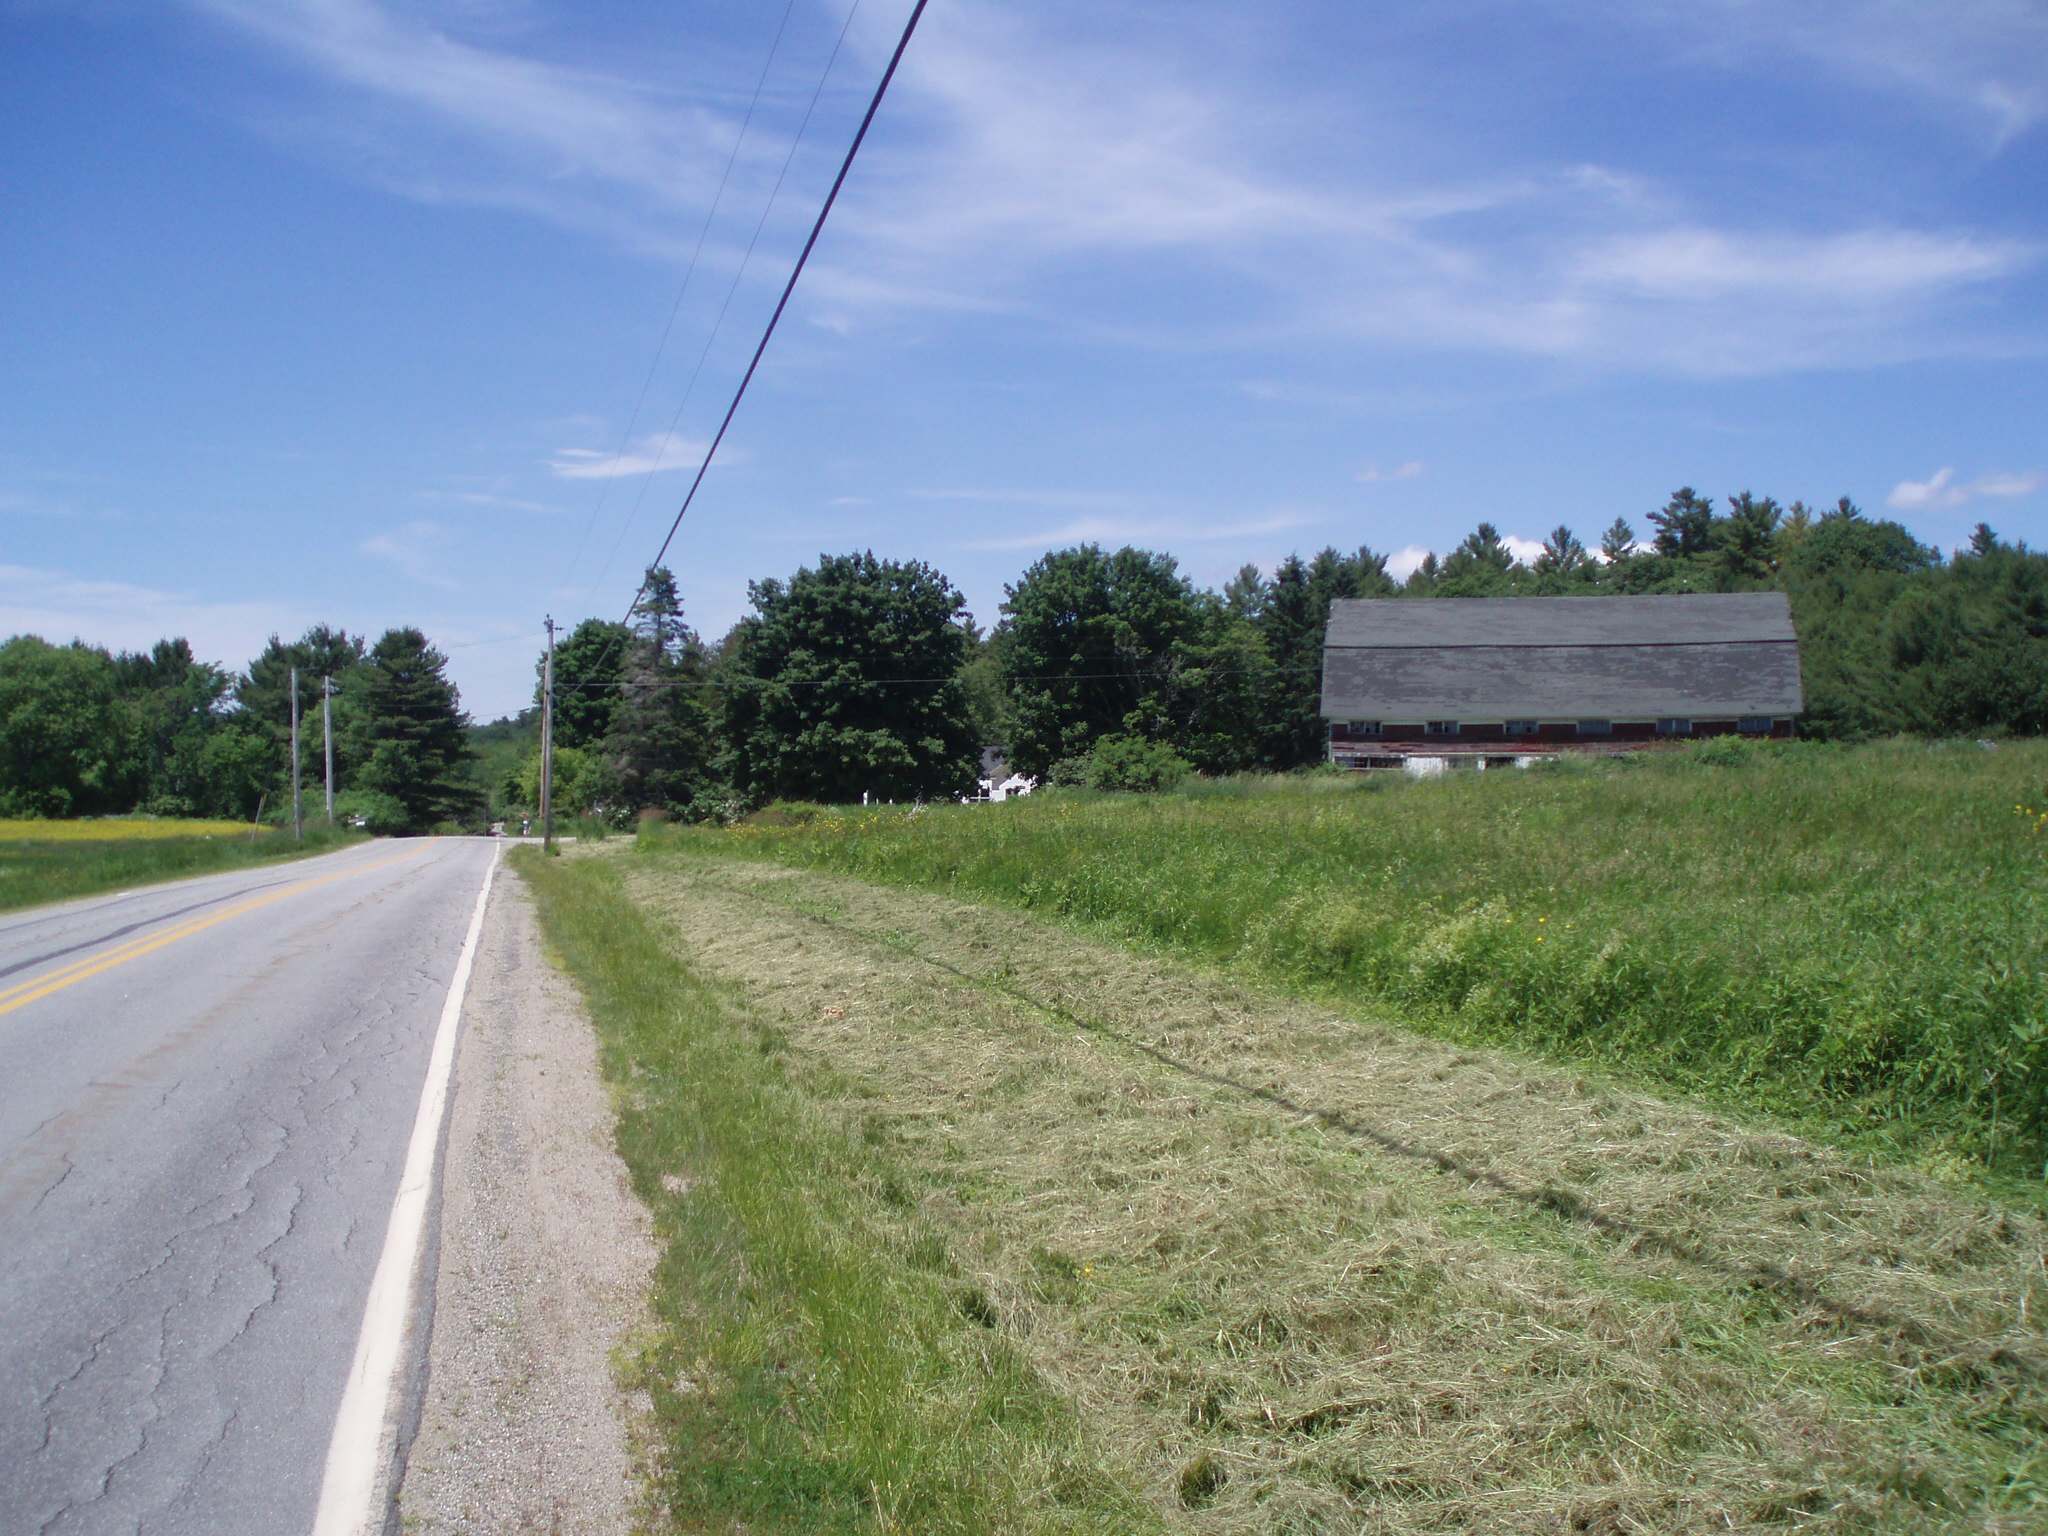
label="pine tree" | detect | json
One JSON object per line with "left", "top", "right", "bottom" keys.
{"left": 604, "top": 566, "right": 716, "bottom": 816}
{"left": 236, "top": 625, "right": 367, "bottom": 797}
{"left": 1648, "top": 488, "right": 1715, "bottom": 557}
{"left": 1533, "top": 525, "right": 1589, "bottom": 577}
{"left": 346, "top": 628, "right": 477, "bottom": 831}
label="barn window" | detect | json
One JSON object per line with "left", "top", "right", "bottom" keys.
{"left": 1505, "top": 720, "right": 1539, "bottom": 736}
{"left": 1424, "top": 720, "right": 1460, "bottom": 736}
{"left": 1738, "top": 715, "right": 1772, "bottom": 734}
{"left": 1346, "top": 720, "right": 1382, "bottom": 737}
{"left": 1575, "top": 720, "right": 1612, "bottom": 735}
{"left": 1657, "top": 718, "right": 1692, "bottom": 735}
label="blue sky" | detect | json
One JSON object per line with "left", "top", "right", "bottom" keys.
{"left": 3, "top": 0, "right": 2045, "bottom": 719}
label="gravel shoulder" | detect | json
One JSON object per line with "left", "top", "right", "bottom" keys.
{"left": 399, "top": 863, "right": 656, "bottom": 1536}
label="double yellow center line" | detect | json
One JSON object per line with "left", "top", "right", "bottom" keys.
{"left": 0, "top": 844, "right": 431, "bottom": 1022}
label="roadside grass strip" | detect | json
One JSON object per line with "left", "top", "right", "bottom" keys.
{"left": 683, "top": 740, "right": 2048, "bottom": 1186}
{"left": 510, "top": 847, "right": 1156, "bottom": 1536}
{"left": 0, "top": 822, "right": 363, "bottom": 913}
{"left": 594, "top": 848, "right": 2048, "bottom": 1534}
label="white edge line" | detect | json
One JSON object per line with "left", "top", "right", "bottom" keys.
{"left": 311, "top": 843, "right": 502, "bottom": 1536}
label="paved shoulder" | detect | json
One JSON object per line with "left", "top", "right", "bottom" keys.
{"left": 400, "top": 866, "right": 655, "bottom": 1536}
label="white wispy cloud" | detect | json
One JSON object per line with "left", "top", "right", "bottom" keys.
{"left": 1573, "top": 227, "right": 2023, "bottom": 302}
{"left": 1355, "top": 461, "right": 1426, "bottom": 484}
{"left": 0, "top": 491, "right": 70, "bottom": 519}
{"left": 0, "top": 483, "right": 126, "bottom": 521}
{"left": 361, "top": 519, "right": 462, "bottom": 588}
{"left": 1887, "top": 467, "right": 2042, "bottom": 511}
{"left": 422, "top": 489, "right": 559, "bottom": 513}
{"left": 827, "top": 4, "right": 2038, "bottom": 373}
{"left": 547, "top": 432, "right": 708, "bottom": 480}
{"left": 907, "top": 486, "right": 1141, "bottom": 511}
{"left": 1604, "top": 0, "right": 2048, "bottom": 144}
{"left": 964, "top": 511, "right": 1319, "bottom": 554}
{"left": 0, "top": 563, "right": 305, "bottom": 667}
{"left": 180, "top": 0, "right": 783, "bottom": 255}
{"left": 178, "top": 0, "right": 2043, "bottom": 376}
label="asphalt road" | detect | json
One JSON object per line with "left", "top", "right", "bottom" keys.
{"left": 0, "top": 837, "right": 501, "bottom": 1536}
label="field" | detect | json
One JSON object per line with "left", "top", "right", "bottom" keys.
{"left": 675, "top": 738, "right": 2048, "bottom": 1186}
{"left": 0, "top": 819, "right": 365, "bottom": 912}
{"left": 517, "top": 832, "right": 2048, "bottom": 1533}
{"left": 0, "top": 818, "right": 263, "bottom": 841}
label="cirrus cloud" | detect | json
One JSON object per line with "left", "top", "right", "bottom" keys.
{"left": 178, "top": 0, "right": 2046, "bottom": 377}
{"left": 1887, "top": 467, "right": 2042, "bottom": 511}
{"left": 547, "top": 432, "right": 709, "bottom": 480}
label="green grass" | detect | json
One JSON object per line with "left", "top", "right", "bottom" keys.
{"left": 0, "top": 822, "right": 368, "bottom": 913}
{"left": 667, "top": 738, "right": 2048, "bottom": 1184}
{"left": 511, "top": 848, "right": 1154, "bottom": 1535}
{"left": 562, "top": 845, "right": 2048, "bottom": 1533}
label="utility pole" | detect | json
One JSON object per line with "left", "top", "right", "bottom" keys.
{"left": 322, "top": 675, "right": 335, "bottom": 826}
{"left": 290, "top": 665, "right": 303, "bottom": 841}
{"left": 540, "top": 617, "right": 556, "bottom": 854}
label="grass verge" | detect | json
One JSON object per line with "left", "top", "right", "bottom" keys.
{"left": 669, "top": 738, "right": 2048, "bottom": 1182}
{"left": 0, "top": 822, "right": 366, "bottom": 913}
{"left": 509, "top": 846, "right": 1153, "bottom": 1535}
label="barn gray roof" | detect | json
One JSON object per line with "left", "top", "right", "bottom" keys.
{"left": 1321, "top": 593, "right": 1803, "bottom": 721}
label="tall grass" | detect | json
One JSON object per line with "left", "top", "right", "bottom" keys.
{"left": 512, "top": 849, "right": 1152, "bottom": 1535}
{"left": 0, "top": 822, "right": 366, "bottom": 913}
{"left": 671, "top": 739, "right": 2048, "bottom": 1181}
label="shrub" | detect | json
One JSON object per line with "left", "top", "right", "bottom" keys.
{"left": 1082, "top": 735, "right": 1191, "bottom": 793}
{"left": 334, "top": 789, "right": 411, "bottom": 835}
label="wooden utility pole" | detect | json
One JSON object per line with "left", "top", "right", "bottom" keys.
{"left": 290, "top": 665, "right": 303, "bottom": 841}
{"left": 540, "top": 617, "right": 556, "bottom": 854}
{"left": 322, "top": 676, "right": 335, "bottom": 826}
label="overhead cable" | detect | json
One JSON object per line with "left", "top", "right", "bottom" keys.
{"left": 624, "top": 0, "right": 932, "bottom": 621}
{"left": 562, "top": 0, "right": 801, "bottom": 593}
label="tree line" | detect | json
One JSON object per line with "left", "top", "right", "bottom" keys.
{"left": 6, "top": 489, "right": 2041, "bottom": 824}
{"left": 519, "top": 491, "right": 2048, "bottom": 819}
{"left": 0, "top": 625, "right": 475, "bottom": 830}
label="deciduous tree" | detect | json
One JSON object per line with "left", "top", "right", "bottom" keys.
{"left": 722, "top": 553, "right": 978, "bottom": 803}
{"left": 543, "top": 619, "right": 632, "bottom": 751}
{"left": 996, "top": 545, "right": 1204, "bottom": 776}
{"left": 0, "top": 637, "right": 125, "bottom": 817}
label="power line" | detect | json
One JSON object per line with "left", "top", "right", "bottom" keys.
{"left": 562, "top": 0, "right": 802, "bottom": 595}
{"left": 590, "top": 0, "right": 867, "bottom": 605}
{"left": 542, "top": 663, "right": 1286, "bottom": 693}
{"left": 624, "top": 0, "right": 932, "bottom": 622}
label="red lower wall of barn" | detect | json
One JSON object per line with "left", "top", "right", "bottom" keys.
{"left": 1325, "top": 718, "right": 1794, "bottom": 750}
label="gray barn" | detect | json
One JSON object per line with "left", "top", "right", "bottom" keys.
{"left": 1321, "top": 592, "right": 1802, "bottom": 765}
